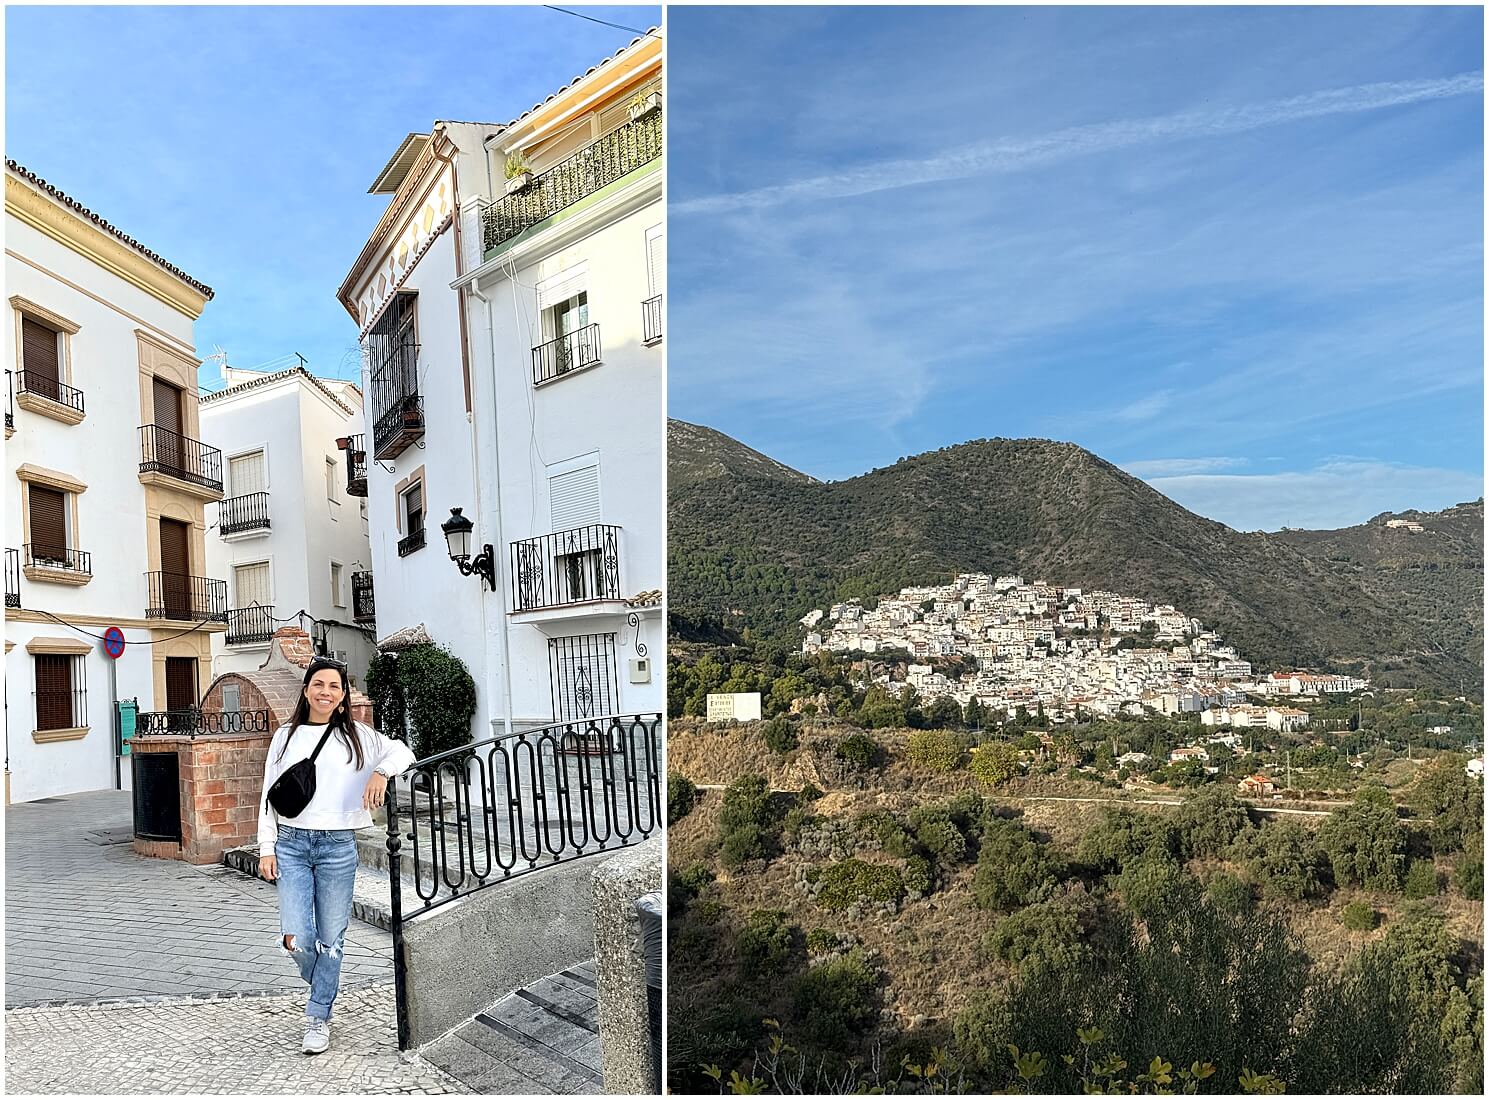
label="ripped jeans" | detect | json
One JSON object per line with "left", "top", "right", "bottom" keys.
{"left": 275, "top": 825, "right": 358, "bottom": 1020}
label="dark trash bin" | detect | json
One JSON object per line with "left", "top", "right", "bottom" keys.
{"left": 636, "top": 890, "right": 663, "bottom": 1092}
{"left": 132, "top": 750, "right": 182, "bottom": 841}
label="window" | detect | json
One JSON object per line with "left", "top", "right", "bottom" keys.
{"left": 326, "top": 458, "right": 339, "bottom": 508}
{"left": 330, "top": 562, "right": 344, "bottom": 607}
{"left": 234, "top": 562, "right": 270, "bottom": 607}
{"left": 27, "top": 484, "right": 69, "bottom": 564}
{"left": 221, "top": 682, "right": 241, "bottom": 715}
{"left": 403, "top": 482, "right": 423, "bottom": 534}
{"left": 10, "top": 297, "right": 82, "bottom": 423}
{"left": 548, "top": 634, "right": 620, "bottom": 721}
{"left": 230, "top": 451, "right": 266, "bottom": 495}
{"left": 34, "top": 653, "right": 84, "bottom": 731}
{"left": 21, "top": 316, "right": 61, "bottom": 399}
{"left": 548, "top": 460, "right": 601, "bottom": 530}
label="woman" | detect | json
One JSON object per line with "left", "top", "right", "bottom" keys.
{"left": 257, "top": 657, "right": 417, "bottom": 1054}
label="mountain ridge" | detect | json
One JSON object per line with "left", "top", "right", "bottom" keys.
{"left": 667, "top": 423, "right": 1483, "bottom": 693}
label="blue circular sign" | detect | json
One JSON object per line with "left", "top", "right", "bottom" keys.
{"left": 103, "top": 627, "right": 126, "bottom": 659}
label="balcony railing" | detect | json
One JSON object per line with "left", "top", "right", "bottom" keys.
{"left": 15, "top": 370, "right": 85, "bottom": 415}
{"left": 532, "top": 324, "right": 602, "bottom": 386}
{"left": 5, "top": 370, "right": 13, "bottom": 430}
{"left": 511, "top": 524, "right": 621, "bottom": 612}
{"left": 370, "top": 343, "right": 423, "bottom": 460}
{"left": 139, "top": 425, "right": 224, "bottom": 493}
{"left": 218, "top": 492, "right": 271, "bottom": 536}
{"left": 145, "top": 571, "right": 228, "bottom": 622}
{"left": 136, "top": 708, "right": 273, "bottom": 738}
{"left": 642, "top": 294, "right": 662, "bottom": 346}
{"left": 482, "top": 109, "right": 663, "bottom": 254}
{"left": 23, "top": 543, "right": 92, "bottom": 576}
{"left": 341, "top": 434, "right": 368, "bottom": 497}
{"left": 397, "top": 527, "right": 426, "bottom": 558}
{"left": 226, "top": 604, "right": 275, "bottom": 646}
{"left": 352, "top": 570, "right": 375, "bottom": 623}
{"left": 5, "top": 548, "right": 19, "bottom": 608}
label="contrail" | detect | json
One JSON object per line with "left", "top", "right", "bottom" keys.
{"left": 674, "top": 72, "right": 1483, "bottom": 216}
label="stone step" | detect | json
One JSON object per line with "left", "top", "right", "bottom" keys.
{"left": 420, "top": 963, "right": 603, "bottom": 1094}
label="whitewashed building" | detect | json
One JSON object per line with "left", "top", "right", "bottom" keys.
{"left": 199, "top": 364, "right": 374, "bottom": 681}
{"left": 336, "top": 33, "right": 663, "bottom": 739}
{"left": 4, "top": 160, "right": 222, "bottom": 802}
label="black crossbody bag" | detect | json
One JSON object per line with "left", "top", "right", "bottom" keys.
{"left": 265, "top": 725, "right": 337, "bottom": 819}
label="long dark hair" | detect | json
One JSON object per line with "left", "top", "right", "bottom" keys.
{"left": 274, "top": 658, "right": 365, "bottom": 768}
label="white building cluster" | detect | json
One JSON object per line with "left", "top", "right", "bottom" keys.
{"left": 804, "top": 573, "right": 1365, "bottom": 724}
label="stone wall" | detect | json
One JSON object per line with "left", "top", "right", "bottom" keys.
{"left": 592, "top": 840, "right": 663, "bottom": 1094}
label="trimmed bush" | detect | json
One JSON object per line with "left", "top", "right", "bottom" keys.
{"left": 1341, "top": 900, "right": 1376, "bottom": 932}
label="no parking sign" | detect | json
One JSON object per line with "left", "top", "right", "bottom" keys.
{"left": 103, "top": 627, "right": 125, "bottom": 659}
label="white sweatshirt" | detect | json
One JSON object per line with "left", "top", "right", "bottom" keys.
{"left": 256, "top": 721, "right": 418, "bottom": 855}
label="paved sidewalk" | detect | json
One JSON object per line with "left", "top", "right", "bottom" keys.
{"left": 4, "top": 984, "right": 469, "bottom": 1094}
{"left": 4, "top": 790, "right": 393, "bottom": 1005}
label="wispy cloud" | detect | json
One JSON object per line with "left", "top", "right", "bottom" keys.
{"left": 675, "top": 72, "right": 1483, "bottom": 216}
{"left": 1112, "top": 391, "right": 1176, "bottom": 423}
{"left": 1145, "top": 459, "right": 1484, "bottom": 531}
{"left": 1123, "top": 457, "right": 1249, "bottom": 477}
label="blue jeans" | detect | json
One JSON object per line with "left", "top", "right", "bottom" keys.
{"left": 275, "top": 826, "right": 358, "bottom": 1020}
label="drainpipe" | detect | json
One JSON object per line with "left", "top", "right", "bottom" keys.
{"left": 464, "top": 276, "right": 514, "bottom": 740}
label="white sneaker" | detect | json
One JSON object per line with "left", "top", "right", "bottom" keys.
{"left": 302, "top": 1015, "right": 331, "bottom": 1054}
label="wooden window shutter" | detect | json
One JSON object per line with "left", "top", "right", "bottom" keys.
{"left": 404, "top": 482, "right": 423, "bottom": 532}
{"left": 28, "top": 485, "right": 67, "bottom": 559}
{"left": 152, "top": 377, "right": 182, "bottom": 434}
{"left": 34, "top": 654, "right": 74, "bottom": 730}
{"left": 165, "top": 657, "right": 197, "bottom": 711}
{"left": 21, "top": 317, "right": 59, "bottom": 383}
{"left": 646, "top": 228, "right": 664, "bottom": 298}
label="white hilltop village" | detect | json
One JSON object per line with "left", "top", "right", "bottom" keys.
{"left": 802, "top": 573, "right": 1368, "bottom": 733}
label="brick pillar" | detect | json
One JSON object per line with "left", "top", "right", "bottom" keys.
{"left": 178, "top": 732, "right": 274, "bottom": 865}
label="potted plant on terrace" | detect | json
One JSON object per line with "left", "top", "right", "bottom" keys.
{"left": 628, "top": 89, "right": 662, "bottom": 122}
{"left": 504, "top": 151, "right": 533, "bottom": 194}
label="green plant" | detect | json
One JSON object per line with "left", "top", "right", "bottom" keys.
{"left": 836, "top": 732, "right": 880, "bottom": 768}
{"left": 1405, "top": 858, "right": 1442, "bottom": 899}
{"left": 762, "top": 716, "right": 797, "bottom": 754}
{"left": 503, "top": 150, "right": 531, "bottom": 179}
{"left": 737, "top": 910, "right": 799, "bottom": 976}
{"left": 718, "top": 773, "right": 777, "bottom": 867}
{"left": 974, "top": 818, "right": 1061, "bottom": 910}
{"left": 1341, "top": 900, "right": 1376, "bottom": 931}
{"left": 815, "top": 858, "right": 907, "bottom": 912}
{"left": 789, "top": 948, "right": 880, "bottom": 1046}
{"left": 970, "top": 741, "right": 1022, "bottom": 786}
{"left": 669, "top": 772, "right": 699, "bottom": 824}
{"left": 374, "top": 644, "right": 476, "bottom": 759}
{"left": 907, "top": 728, "right": 967, "bottom": 771}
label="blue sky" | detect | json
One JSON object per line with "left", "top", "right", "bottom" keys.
{"left": 668, "top": 6, "right": 1484, "bottom": 532}
{"left": 6, "top": 4, "right": 659, "bottom": 388}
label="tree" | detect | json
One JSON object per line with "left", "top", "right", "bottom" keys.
{"left": 1173, "top": 785, "right": 1253, "bottom": 859}
{"left": 984, "top": 893, "right": 1094, "bottom": 977}
{"left": 971, "top": 742, "right": 1022, "bottom": 786}
{"left": 973, "top": 817, "right": 1061, "bottom": 910}
{"left": 1318, "top": 786, "right": 1407, "bottom": 892}
{"left": 668, "top": 773, "right": 698, "bottom": 824}
{"left": 1229, "top": 820, "right": 1327, "bottom": 901}
{"left": 1409, "top": 754, "right": 1483, "bottom": 855}
{"left": 906, "top": 728, "right": 966, "bottom": 771}
{"left": 718, "top": 773, "right": 776, "bottom": 867}
{"left": 925, "top": 695, "right": 964, "bottom": 730}
{"left": 762, "top": 716, "right": 797, "bottom": 753}
{"left": 1076, "top": 808, "right": 1178, "bottom": 874}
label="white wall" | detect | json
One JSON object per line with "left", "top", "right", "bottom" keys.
{"left": 5, "top": 214, "right": 199, "bottom": 801}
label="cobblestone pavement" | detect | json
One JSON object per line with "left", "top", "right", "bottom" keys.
{"left": 5, "top": 790, "right": 392, "bottom": 1005}
{"left": 4, "top": 984, "right": 470, "bottom": 1094}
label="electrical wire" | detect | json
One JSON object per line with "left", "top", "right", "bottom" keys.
{"left": 27, "top": 607, "right": 214, "bottom": 645}
{"left": 542, "top": 6, "right": 660, "bottom": 39}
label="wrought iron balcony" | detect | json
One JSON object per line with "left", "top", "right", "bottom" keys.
{"left": 352, "top": 570, "right": 375, "bottom": 623}
{"left": 226, "top": 604, "right": 275, "bottom": 645}
{"left": 397, "top": 527, "right": 426, "bottom": 558}
{"left": 23, "top": 543, "right": 92, "bottom": 575}
{"left": 15, "top": 369, "right": 85, "bottom": 415}
{"left": 5, "top": 548, "right": 19, "bottom": 608}
{"left": 145, "top": 571, "right": 228, "bottom": 622}
{"left": 511, "top": 524, "right": 621, "bottom": 612}
{"left": 532, "top": 324, "right": 602, "bottom": 386}
{"left": 5, "top": 370, "right": 13, "bottom": 431}
{"left": 642, "top": 295, "right": 662, "bottom": 346}
{"left": 370, "top": 343, "right": 423, "bottom": 460}
{"left": 139, "top": 425, "right": 224, "bottom": 493}
{"left": 218, "top": 492, "right": 271, "bottom": 536}
{"left": 482, "top": 110, "right": 663, "bottom": 254}
{"left": 340, "top": 433, "right": 368, "bottom": 497}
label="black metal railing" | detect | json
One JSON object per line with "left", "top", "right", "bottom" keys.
{"left": 532, "top": 324, "right": 602, "bottom": 386}
{"left": 22, "top": 543, "right": 92, "bottom": 575}
{"left": 136, "top": 707, "right": 273, "bottom": 738}
{"left": 642, "top": 295, "right": 662, "bottom": 345}
{"left": 352, "top": 570, "right": 375, "bottom": 623}
{"left": 15, "top": 369, "right": 85, "bottom": 415}
{"left": 370, "top": 343, "right": 423, "bottom": 459}
{"left": 483, "top": 110, "right": 663, "bottom": 253}
{"left": 218, "top": 492, "right": 271, "bottom": 536}
{"left": 384, "top": 711, "right": 663, "bottom": 1048}
{"left": 139, "top": 425, "right": 224, "bottom": 493}
{"left": 511, "top": 525, "right": 621, "bottom": 611}
{"left": 5, "top": 370, "right": 13, "bottom": 430}
{"left": 145, "top": 571, "right": 228, "bottom": 622}
{"left": 343, "top": 434, "right": 368, "bottom": 497}
{"left": 5, "top": 548, "right": 19, "bottom": 607}
{"left": 397, "top": 527, "right": 426, "bottom": 558}
{"left": 226, "top": 605, "right": 275, "bottom": 645}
